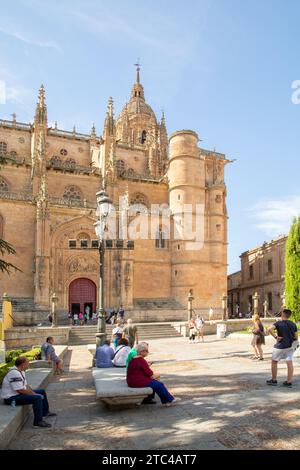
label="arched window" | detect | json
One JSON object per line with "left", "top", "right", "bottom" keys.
{"left": 63, "top": 185, "right": 82, "bottom": 202}
{"left": 65, "top": 158, "right": 76, "bottom": 169}
{"left": 141, "top": 130, "right": 147, "bottom": 144}
{"left": 0, "top": 177, "right": 9, "bottom": 193}
{"left": 50, "top": 156, "right": 62, "bottom": 167}
{"left": 130, "top": 192, "right": 148, "bottom": 208}
{"left": 127, "top": 168, "right": 136, "bottom": 176}
{"left": 130, "top": 192, "right": 148, "bottom": 214}
{"left": 155, "top": 229, "right": 168, "bottom": 249}
{"left": 116, "top": 159, "right": 125, "bottom": 176}
{"left": 0, "top": 214, "right": 3, "bottom": 238}
{"left": 0, "top": 142, "right": 7, "bottom": 156}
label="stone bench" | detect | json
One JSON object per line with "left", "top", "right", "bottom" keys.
{"left": 92, "top": 367, "right": 153, "bottom": 410}
{"left": 0, "top": 345, "right": 68, "bottom": 449}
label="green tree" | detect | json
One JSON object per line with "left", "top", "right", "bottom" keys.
{"left": 0, "top": 155, "right": 20, "bottom": 274}
{"left": 285, "top": 216, "right": 300, "bottom": 321}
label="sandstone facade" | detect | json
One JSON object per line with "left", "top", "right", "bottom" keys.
{"left": 228, "top": 235, "right": 287, "bottom": 316}
{"left": 0, "top": 68, "right": 229, "bottom": 317}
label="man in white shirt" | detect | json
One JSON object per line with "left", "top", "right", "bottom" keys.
{"left": 1, "top": 356, "right": 56, "bottom": 428}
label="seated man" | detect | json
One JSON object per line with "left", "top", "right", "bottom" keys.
{"left": 95, "top": 340, "right": 115, "bottom": 368}
{"left": 41, "top": 336, "right": 64, "bottom": 375}
{"left": 1, "top": 357, "right": 56, "bottom": 428}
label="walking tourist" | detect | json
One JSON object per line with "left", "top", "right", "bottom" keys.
{"left": 127, "top": 343, "right": 175, "bottom": 406}
{"left": 195, "top": 315, "right": 205, "bottom": 342}
{"left": 92, "top": 311, "right": 97, "bottom": 325}
{"left": 68, "top": 311, "right": 73, "bottom": 326}
{"left": 95, "top": 340, "right": 115, "bottom": 368}
{"left": 113, "top": 338, "right": 131, "bottom": 368}
{"left": 47, "top": 312, "right": 53, "bottom": 325}
{"left": 78, "top": 311, "right": 84, "bottom": 326}
{"left": 111, "top": 321, "right": 124, "bottom": 350}
{"left": 84, "top": 311, "right": 89, "bottom": 325}
{"left": 1, "top": 357, "right": 57, "bottom": 428}
{"left": 123, "top": 319, "right": 139, "bottom": 348}
{"left": 266, "top": 309, "right": 298, "bottom": 387}
{"left": 250, "top": 314, "right": 265, "bottom": 360}
{"left": 209, "top": 306, "right": 214, "bottom": 321}
{"left": 118, "top": 305, "right": 125, "bottom": 323}
{"left": 73, "top": 312, "right": 79, "bottom": 325}
{"left": 41, "top": 337, "right": 64, "bottom": 374}
{"left": 188, "top": 318, "right": 197, "bottom": 344}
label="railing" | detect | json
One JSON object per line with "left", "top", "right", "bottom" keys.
{"left": 46, "top": 161, "right": 100, "bottom": 175}
{"left": 0, "top": 119, "right": 32, "bottom": 131}
{"left": 0, "top": 191, "right": 33, "bottom": 202}
{"left": 49, "top": 196, "right": 96, "bottom": 209}
{"left": 200, "top": 148, "right": 225, "bottom": 159}
{"left": 48, "top": 128, "right": 91, "bottom": 141}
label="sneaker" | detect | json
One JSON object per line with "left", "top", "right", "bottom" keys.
{"left": 282, "top": 381, "right": 292, "bottom": 387}
{"left": 266, "top": 379, "right": 278, "bottom": 386}
{"left": 251, "top": 356, "right": 259, "bottom": 360}
{"left": 141, "top": 400, "right": 157, "bottom": 405}
{"left": 258, "top": 358, "right": 264, "bottom": 361}
{"left": 44, "top": 412, "right": 57, "bottom": 417}
{"left": 33, "top": 420, "right": 52, "bottom": 428}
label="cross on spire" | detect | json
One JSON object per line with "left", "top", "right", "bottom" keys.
{"left": 134, "top": 58, "right": 141, "bottom": 83}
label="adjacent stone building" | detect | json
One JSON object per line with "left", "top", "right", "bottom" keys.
{"left": 228, "top": 235, "right": 287, "bottom": 316}
{"left": 0, "top": 67, "right": 230, "bottom": 321}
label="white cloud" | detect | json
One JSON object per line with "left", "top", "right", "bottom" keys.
{"left": 71, "top": 9, "right": 191, "bottom": 59}
{"left": 0, "top": 25, "right": 62, "bottom": 52}
{"left": 249, "top": 196, "right": 300, "bottom": 237}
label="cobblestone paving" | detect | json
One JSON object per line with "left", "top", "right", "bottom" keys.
{"left": 8, "top": 335, "right": 300, "bottom": 450}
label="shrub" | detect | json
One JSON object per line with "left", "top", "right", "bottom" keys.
{"left": 0, "top": 363, "right": 11, "bottom": 386}
{"left": 5, "top": 349, "right": 24, "bottom": 364}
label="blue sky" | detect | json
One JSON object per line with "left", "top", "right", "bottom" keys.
{"left": 0, "top": 0, "right": 299, "bottom": 273}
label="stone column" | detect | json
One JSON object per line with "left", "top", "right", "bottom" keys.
{"left": 263, "top": 300, "right": 268, "bottom": 318}
{"left": 187, "top": 290, "right": 194, "bottom": 321}
{"left": 221, "top": 293, "right": 228, "bottom": 321}
{"left": 253, "top": 292, "right": 260, "bottom": 316}
{"left": 51, "top": 292, "right": 58, "bottom": 327}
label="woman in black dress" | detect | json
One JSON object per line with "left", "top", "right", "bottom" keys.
{"left": 251, "top": 314, "right": 265, "bottom": 360}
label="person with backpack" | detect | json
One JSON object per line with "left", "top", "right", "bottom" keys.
{"left": 266, "top": 309, "right": 298, "bottom": 387}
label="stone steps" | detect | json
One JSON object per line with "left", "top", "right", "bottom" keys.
{"left": 68, "top": 323, "right": 183, "bottom": 345}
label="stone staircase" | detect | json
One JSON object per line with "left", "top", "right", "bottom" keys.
{"left": 133, "top": 298, "right": 184, "bottom": 310}
{"left": 68, "top": 322, "right": 183, "bottom": 346}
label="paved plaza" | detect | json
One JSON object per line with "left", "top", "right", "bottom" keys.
{"left": 8, "top": 335, "right": 300, "bottom": 450}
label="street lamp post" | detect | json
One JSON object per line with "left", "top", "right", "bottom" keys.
{"left": 94, "top": 188, "right": 113, "bottom": 348}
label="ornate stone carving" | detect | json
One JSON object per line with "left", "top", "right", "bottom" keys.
{"left": 68, "top": 257, "right": 98, "bottom": 273}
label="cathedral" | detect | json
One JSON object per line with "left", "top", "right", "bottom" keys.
{"left": 0, "top": 66, "right": 229, "bottom": 322}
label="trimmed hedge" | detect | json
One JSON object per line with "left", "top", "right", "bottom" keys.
{"left": 0, "top": 347, "right": 42, "bottom": 386}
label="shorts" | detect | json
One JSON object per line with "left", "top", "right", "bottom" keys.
{"left": 272, "top": 347, "right": 294, "bottom": 362}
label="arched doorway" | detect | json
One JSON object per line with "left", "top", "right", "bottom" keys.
{"left": 69, "top": 278, "right": 97, "bottom": 317}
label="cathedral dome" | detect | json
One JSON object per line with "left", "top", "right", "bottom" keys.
{"left": 116, "top": 65, "right": 157, "bottom": 127}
